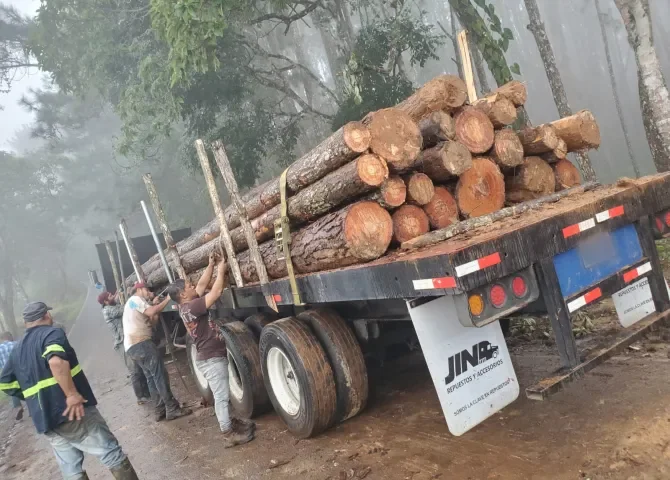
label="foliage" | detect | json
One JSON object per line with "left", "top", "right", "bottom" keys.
{"left": 0, "top": 4, "right": 37, "bottom": 97}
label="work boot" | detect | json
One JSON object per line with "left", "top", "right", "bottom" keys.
{"left": 15, "top": 407, "right": 24, "bottom": 421}
{"left": 136, "top": 397, "right": 150, "bottom": 405}
{"left": 221, "top": 426, "right": 254, "bottom": 448}
{"left": 110, "top": 458, "right": 139, "bottom": 480}
{"left": 154, "top": 406, "right": 166, "bottom": 422}
{"left": 232, "top": 416, "right": 256, "bottom": 435}
{"left": 165, "top": 407, "right": 192, "bottom": 421}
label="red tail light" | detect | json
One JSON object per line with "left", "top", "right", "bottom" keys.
{"left": 489, "top": 284, "right": 507, "bottom": 308}
{"left": 665, "top": 212, "right": 670, "bottom": 227}
{"left": 512, "top": 276, "right": 528, "bottom": 298}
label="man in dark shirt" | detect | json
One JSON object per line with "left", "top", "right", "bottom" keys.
{"left": 0, "top": 302, "right": 138, "bottom": 480}
{"left": 167, "top": 254, "right": 255, "bottom": 448}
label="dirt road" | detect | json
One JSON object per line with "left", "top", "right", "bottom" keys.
{"left": 2, "top": 287, "right": 670, "bottom": 479}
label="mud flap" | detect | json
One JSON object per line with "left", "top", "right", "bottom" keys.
{"left": 407, "top": 296, "right": 519, "bottom": 436}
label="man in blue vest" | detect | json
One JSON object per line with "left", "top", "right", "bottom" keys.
{"left": 0, "top": 301, "right": 138, "bottom": 480}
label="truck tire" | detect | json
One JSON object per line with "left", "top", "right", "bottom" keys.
{"left": 297, "top": 308, "right": 368, "bottom": 423}
{"left": 260, "top": 317, "right": 337, "bottom": 438}
{"left": 185, "top": 334, "right": 214, "bottom": 405}
{"left": 244, "top": 313, "right": 276, "bottom": 340}
{"left": 220, "top": 321, "right": 270, "bottom": 418}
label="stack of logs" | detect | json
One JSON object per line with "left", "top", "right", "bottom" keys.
{"left": 129, "top": 74, "right": 600, "bottom": 288}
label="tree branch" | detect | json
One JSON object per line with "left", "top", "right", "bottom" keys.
{"left": 249, "top": 0, "right": 321, "bottom": 33}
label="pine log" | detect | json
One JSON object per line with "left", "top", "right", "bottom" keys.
{"left": 415, "top": 141, "right": 472, "bottom": 181}
{"left": 423, "top": 186, "right": 459, "bottom": 229}
{"left": 396, "top": 75, "right": 468, "bottom": 121}
{"left": 238, "top": 202, "right": 393, "bottom": 282}
{"left": 542, "top": 138, "right": 567, "bottom": 163}
{"left": 549, "top": 110, "right": 601, "bottom": 151}
{"left": 364, "top": 176, "right": 407, "bottom": 209}
{"left": 518, "top": 124, "right": 560, "bottom": 155}
{"left": 404, "top": 173, "right": 435, "bottom": 206}
{"left": 392, "top": 205, "right": 430, "bottom": 243}
{"left": 553, "top": 159, "right": 582, "bottom": 191}
{"left": 455, "top": 157, "right": 505, "bottom": 218}
{"left": 505, "top": 156, "right": 555, "bottom": 204}
{"left": 490, "top": 129, "right": 524, "bottom": 168}
{"left": 365, "top": 108, "right": 422, "bottom": 171}
{"left": 147, "top": 238, "right": 220, "bottom": 286}
{"left": 473, "top": 95, "right": 517, "bottom": 128}
{"left": 489, "top": 80, "right": 527, "bottom": 107}
{"left": 454, "top": 107, "right": 495, "bottom": 154}
{"left": 418, "top": 111, "right": 456, "bottom": 148}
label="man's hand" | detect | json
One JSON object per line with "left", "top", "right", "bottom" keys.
{"left": 63, "top": 392, "right": 87, "bottom": 421}
{"left": 208, "top": 252, "right": 218, "bottom": 266}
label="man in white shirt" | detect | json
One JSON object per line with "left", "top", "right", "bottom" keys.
{"left": 123, "top": 282, "right": 191, "bottom": 421}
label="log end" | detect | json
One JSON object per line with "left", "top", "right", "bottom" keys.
{"left": 553, "top": 159, "right": 581, "bottom": 191}
{"left": 454, "top": 107, "right": 495, "bottom": 154}
{"left": 518, "top": 124, "right": 560, "bottom": 155}
{"left": 441, "top": 141, "right": 473, "bottom": 177}
{"left": 392, "top": 204, "right": 430, "bottom": 244}
{"left": 343, "top": 121, "right": 373, "bottom": 153}
{"left": 357, "top": 153, "right": 389, "bottom": 186}
{"left": 344, "top": 201, "right": 393, "bottom": 260}
{"left": 508, "top": 156, "right": 556, "bottom": 194}
{"left": 456, "top": 157, "right": 505, "bottom": 218}
{"left": 405, "top": 172, "right": 435, "bottom": 206}
{"left": 424, "top": 186, "right": 459, "bottom": 229}
{"left": 492, "top": 129, "right": 524, "bottom": 168}
{"left": 380, "top": 176, "right": 407, "bottom": 207}
{"left": 489, "top": 97, "right": 517, "bottom": 128}
{"left": 368, "top": 108, "right": 423, "bottom": 171}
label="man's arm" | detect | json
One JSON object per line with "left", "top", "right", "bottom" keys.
{"left": 143, "top": 295, "right": 171, "bottom": 319}
{"left": 48, "top": 356, "right": 87, "bottom": 421}
{"left": 204, "top": 260, "right": 228, "bottom": 308}
{"left": 196, "top": 253, "right": 216, "bottom": 297}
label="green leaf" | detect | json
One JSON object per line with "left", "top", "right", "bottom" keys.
{"left": 510, "top": 63, "right": 521, "bottom": 75}
{"left": 474, "top": 0, "right": 486, "bottom": 8}
{"left": 503, "top": 27, "right": 514, "bottom": 40}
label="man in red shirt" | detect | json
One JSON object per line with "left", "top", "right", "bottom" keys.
{"left": 166, "top": 254, "right": 255, "bottom": 447}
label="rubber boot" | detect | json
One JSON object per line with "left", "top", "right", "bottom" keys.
{"left": 110, "top": 458, "right": 139, "bottom": 480}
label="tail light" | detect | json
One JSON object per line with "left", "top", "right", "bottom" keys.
{"left": 489, "top": 284, "right": 507, "bottom": 308}
{"left": 665, "top": 212, "right": 670, "bottom": 227}
{"left": 512, "top": 276, "right": 528, "bottom": 298}
{"left": 468, "top": 294, "right": 485, "bottom": 316}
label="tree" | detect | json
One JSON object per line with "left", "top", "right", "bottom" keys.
{"left": 615, "top": 0, "right": 670, "bottom": 172}
{"left": 0, "top": 4, "right": 38, "bottom": 97}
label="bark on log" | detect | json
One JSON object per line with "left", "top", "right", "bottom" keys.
{"left": 490, "top": 129, "right": 524, "bottom": 168}
{"left": 418, "top": 111, "right": 456, "bottom": 148}
{"left": 365, "top": 108, "right": 422, "bottom": 171}
{"left": 415, "top": 141, "right": 472, "bottom": 181}
{"left": 553, "top": 159, "right": 582, "bottom": 191}
{"left": 505, "top": 156, "right": 555, "bottom": 204}
{"left": 549, "top": 110, "right": 601, "bottom": 151}
{"left": 490, "top": 80, "right": 528, "bottom": 107}
{"left": 454, "top": 107, "right": 495, "bottom": 154}
{"left": 392, "top": 205, "right": 430, "bottom": 243}
{"left": 518, "top": 124, "right": 560, "bottom": 155}
{"left": 542, "top": 138, "right": 567, "bottom": 163}
{"left": 423, "top": 186, "right": 459, "bottom": 229}
{"left": 404, "top": 173, "right": 435, "bottom": 206}
{"left": 238, "top": 202, "right": 393, "bottom": 282}
{"left": 396, "top": 75, "right": 468, "bottom": 121}
{"left": 473, "top": 95, "right": 517, "bottom": 128}
{"left": 147, "top": 238, "right": 220, "bottom": 286}
{"left": 455, "top": 157, "right": 505, "bottom": 218}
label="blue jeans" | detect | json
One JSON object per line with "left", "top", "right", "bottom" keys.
{"left": 45, "top": 406, "right": 126, "bottom": 480}
{"left": 127, "top": 340, "right": 180, "bottom": 414}
{"left": 195, "top": 357, "right": 231, "bottom": 431}
{"left": 123, "top": 350, "right": 150, "bottom": 401}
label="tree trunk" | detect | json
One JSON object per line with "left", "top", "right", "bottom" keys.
{"left": 423, "top": 186, "right": 460, "bottom": 229}
{"left": 454, "top": 107, "right": 495, "bottom": 154}
{"left": 364, "top": 176, "right": 407, "bottom": 209}
{"left": 469, "top": 35, "right": 491, "bottom": 95}
{"left": 418, "top": 111, "right": 456, "bottom": 148}
{"left": 523, "top": 0, "right": 598, "bottom": 181}
{"left": 392, "top": 205, "right": 430, "bottom": 243}
{"left": 549, "top": 110, "right": 601, "bottom": 151}
{"left": 238, "top": 201, "right": 393, "bottom": 282}
{"left": 553, "top": 159, "right": 582, "bottom": 191}
{"left": 404, "top": 173, "right": 435, "bottom": 206}
{"left": 414, "top": 141, "right": 472, "bottom": 181}
{"left": 505, "top": 156, "right": 555, "bottom": 202}
{"left": 364, "top": 108, "right": 422, "bottom": 171}
{"left": 490, "top": 129, "right": 524, "bottom": 168}
{"left": 395, "top": 75, "right": 467, "bottom": 121}
{"left": 473, "top": 96, "right": 517, "bottom": 128}
{"left": 450, "top": 5, "right": 464, "bottom": 79}
{"left": 455, "top": 157, "right": 505, "bottom": 218}
{"left": 518, "top": 124, "right": 559, "bottom": 155}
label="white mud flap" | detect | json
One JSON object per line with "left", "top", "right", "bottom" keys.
{"left": 408, "top": 296, "right": 519, "bottom": 436}
{"left": 612, "top": 278, "right": 670, "bottom": 328}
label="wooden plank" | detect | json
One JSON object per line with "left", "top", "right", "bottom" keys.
{"left": 105, "top": 240, "right": 124, "bottom": 302}
{"left": 457, "top": 30, "right": 477, "bottom": 103}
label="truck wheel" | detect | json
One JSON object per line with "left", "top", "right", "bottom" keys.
{"left": 297, "top": 308, "right": 368, "bottom": 423}
{"left": 244, "top": 313, "right": 276, "bottom": 340}
{"left": 260, "top": 317, "right": 337, "bottom": 438}
{"left": 220, "top": 322, "right": 270, "bottom": 418}
{"left": 186, "top": 334, "right": 214, "bottom": 405}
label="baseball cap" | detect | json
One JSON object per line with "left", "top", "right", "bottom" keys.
{"left": 97, "top": 292, "right": 113, "bottom": 305}
{"left": 23, "top": 302, "right": 53, "bottom": 322}
{"left": 133, "top": 282, "right": 146, "bottom": 290}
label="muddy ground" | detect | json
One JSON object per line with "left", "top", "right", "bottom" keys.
{"left": 2, "top": 288, "right": 670, "bottom": 480}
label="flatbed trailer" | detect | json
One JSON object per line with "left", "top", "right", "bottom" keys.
{"left": 189, "top": 173, "right": 670, "bottom": 438}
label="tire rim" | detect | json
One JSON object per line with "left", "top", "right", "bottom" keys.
{"left": 266, "top": 347, "right": 301, "bottom": 416}
{"left": 228, "top": 353, "right": 244, "bottom": 402}
{"left": 191, "top": 344, "right": 209, "bottom": 391}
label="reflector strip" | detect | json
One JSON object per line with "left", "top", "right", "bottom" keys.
{"left": 413, "top": 277, "right": 457, "bottom": 290}
{"left": 596, "top": 205, "right": 624, "bottom": 223}
{"left": 567, "top": 287, "right": 602, "bottom": 313}
{"left": 272, "top": 294, "right": 282, "bottom": 302}
{"left": 622, "top": 262, "right": 652, "bottom": 283}
{"left": 562, "top": 218, "right": 596, "bottom": 239}
{"left": 455, "top": 253, "right": 501, "bottom": 277}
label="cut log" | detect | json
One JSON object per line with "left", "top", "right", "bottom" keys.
{"left": 404, "top": 173, "right": 435, "bottom": 206}
{"left": 365, "top": 108, "right": 422, "bottom": 172}
{"left": 392, "top": 205, "right": 430, "bottom": 243}
{"left": 147, "top": 238, "right": 220, "bottom": 286}
{"left": 489, "top": 80, "right": 527, "bottom": 107}
{"left": 518, "top": 124, "right": 559, "bottom": 155}
{"left": 542, "top": 138, "right": 567, "bottom": 164}
{"left": 455, "top": 157, "right": 505, "bottom": 218}
{"left": 490, "top": 129, "right": 524, "bottom": 168}
{"left": 364, "top": 176, "right": 407, "bottom": 209}
{"left": 505, "top": 156, "right": 555, "bottom": 204}
{"left": 454, "top": 107, "right": 495, "bottom": 154}
{"left": 238, "top": 202, "right": 393, "bottom": 282}
{"left": 423, "top": 186, "right": 459, "bottom": 229}
{"left": 415, "top": 141, "right": 472, "bottom": 181}
{"left": 550, "top": 110, "right": 601, "bottom": 151}
{"left": 396, "top": 75, "right": 468, "bottom": 121}
{"left": 553, "top": 159, "right": 582, "bottom": 191}
{"left": 473, "top": 95, "right": 517, "bottom": 128}
{"left": 418, "top": 111, "right": 456, "bottom": 148}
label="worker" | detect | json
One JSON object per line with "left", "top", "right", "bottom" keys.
{"left": 98, "top": 291, "right": 151, "bottom": 405}
{"left": 0, "top": 332, "right": 24, "bottom": 420}
{"left": 0, "top": 302, "right": 138, "bottom": 480}
{"left": 167, "top": 254, "right": 255, "bottom": 447}
{"left": 123, "top": 282, "right": 191, "bottom": 421}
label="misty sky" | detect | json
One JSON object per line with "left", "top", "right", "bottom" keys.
{"left": 0, "top": 0, "right": 45, "bottom": 151}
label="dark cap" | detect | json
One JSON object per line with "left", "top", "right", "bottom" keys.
{"left": 23, "top": 302, "right": 53, "bottom": 322}
{"left": 132, "top": 282, "right": 146, "bottom": 290}
{"left": 97, "top": 292, "right": 113, "bottom": 305}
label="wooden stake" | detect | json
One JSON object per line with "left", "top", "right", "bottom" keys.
{"left": 114, "top": 231, "right": 127, "bottom": 302}
{"left": 211, "top": 141, "right": 277, "bottom": 312}
{"left": 119, "top": 219, "right": 146, "bottom": 283}
{"left": 142, "top": 173, "right": 188, "bottom": 282}
{"left": 195, "top": 139, "right": 245, "bottom": 288}
{"left": 457, "top": 30, "right": 477, "bottom": 103}
{"left": 105, "top": 240, "right": 124, "bottom": 301}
